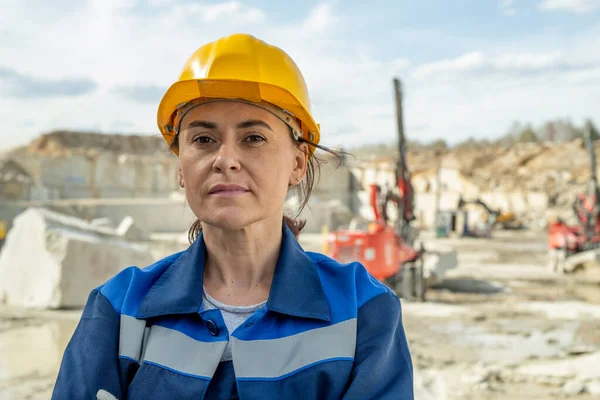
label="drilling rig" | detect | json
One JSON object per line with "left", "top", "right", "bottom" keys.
{"left": 326, "top": 78, "right": 425, "bottom": 301}
{"left": 548, "top": 124, "right": 600, "bottom": 273}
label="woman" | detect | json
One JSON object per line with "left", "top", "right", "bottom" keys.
{"left": 52, "top": 33, "right": 414, "bottom": 400}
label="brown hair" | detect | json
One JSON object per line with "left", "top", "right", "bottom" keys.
{"left": 170, "top": 127, "right": 344, "bottom": 243}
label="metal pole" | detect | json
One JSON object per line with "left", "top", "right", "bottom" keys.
{"left": 393, "top": 78, "right": 407, "bottom": 174}
{"left": 585, "top": 124, "right": 597, "bottom": 191}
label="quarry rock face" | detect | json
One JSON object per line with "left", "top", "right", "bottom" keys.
{"left": 0, "top": 208, "right": 154, "bottom": 309}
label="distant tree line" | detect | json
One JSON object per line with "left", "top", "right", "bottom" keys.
{"left": 411, "top": 118, "right": 599, "bottom": 151}
{"left": 347, "top": 118, "right": 599, "bottom": 156}
{"left": 497, "top": 118, "right": 599, "bottom": 145}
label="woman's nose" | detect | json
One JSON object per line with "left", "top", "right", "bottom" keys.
{"left": 212, "top": 141, "right": 241, "bottom": 172}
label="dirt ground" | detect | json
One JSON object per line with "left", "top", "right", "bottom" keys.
{"left": 1, "top": 230, "right": 599, "bottom": 399}
{"left": 407, "top": 230, "right": 600, "bottom": 399}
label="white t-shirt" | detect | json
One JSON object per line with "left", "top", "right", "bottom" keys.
{"left": 202, "top": 291, "right": 266, "bottom": 362}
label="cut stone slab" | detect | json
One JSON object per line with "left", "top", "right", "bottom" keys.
{"left": 0, "top": 208, "right": 154, "bottom": 309}
{"left": 423, "top": 248, "right": 458, "bottom": 286}
{"left": 115, "top": 215, "right": 147, "bottom": 242}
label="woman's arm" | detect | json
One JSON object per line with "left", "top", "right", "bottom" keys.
{"left": 52, "top": 289, "right": 124, "bottom": 399}
{"left": 342, "top": 291, "right": 414, "bottom": 399}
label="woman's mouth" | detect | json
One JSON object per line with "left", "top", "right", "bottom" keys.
{"left": 208, "top": 184, "right": 250, "bottom": 196}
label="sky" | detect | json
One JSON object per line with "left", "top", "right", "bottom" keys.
{"left": 1, "top": 0, "right": 599, "bottom": 151}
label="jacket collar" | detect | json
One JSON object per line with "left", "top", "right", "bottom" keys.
{"left": 137, "top": 223, "right": 331, "bottom": 322}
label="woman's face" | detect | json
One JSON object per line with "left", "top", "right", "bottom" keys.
{"left": 177, "top": 101, "right": 308, "bottom": 232}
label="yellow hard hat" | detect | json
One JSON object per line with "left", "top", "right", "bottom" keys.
{"left": 157, "top": 33, "right": 320, "bottom": 155}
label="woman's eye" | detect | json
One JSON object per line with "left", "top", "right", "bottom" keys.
{"left": 193, "top": 135, "right": 213, "bottom": 144}
{"left": 245, "top": 134, "right": 266, "bottom": 143}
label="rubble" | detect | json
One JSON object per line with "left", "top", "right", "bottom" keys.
{"left": 561, "top": 379, "right": 585, "bottom": 397}
{"left": 461, "top": 362, "right": 504, "bottom": 391}
{"left": 535, "top": 375, "right": 569, "bottom": 387}
{"left": 0, "top": 208, "right": 153, "bottom": 309}
{"left": 586, "top": 380, "right": 600, "bottom": 396}
{"left": 565, "top": 346, "right": 596, "bottom": 356}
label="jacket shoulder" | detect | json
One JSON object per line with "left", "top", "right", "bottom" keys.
{"left": 306, "top": 251, "right": 395, "bottom": 308}
{"left": 98, "top": 251, "right": 184, "bottom": 315}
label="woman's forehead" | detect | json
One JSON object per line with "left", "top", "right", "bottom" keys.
{"left": 181, "top": 101, "right": 283, "bottom": 128}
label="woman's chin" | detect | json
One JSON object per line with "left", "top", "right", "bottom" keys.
{"left": 200, "top": 211, "right": 259, "bottom": 232}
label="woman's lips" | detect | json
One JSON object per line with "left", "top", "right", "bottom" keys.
{"left": 208, "top": 184, "right": 250, "bottom": 196}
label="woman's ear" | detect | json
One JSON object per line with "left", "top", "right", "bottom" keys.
{"left": 289, "top": 142, "right": 309, "bottom": 185}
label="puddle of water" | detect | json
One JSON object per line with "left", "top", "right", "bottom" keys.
{"left": 0, "top": 319, "right": 77, "bottom": 382}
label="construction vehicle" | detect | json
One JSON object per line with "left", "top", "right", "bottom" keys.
{"left": 325, "top": 78, "right": 426, "bottom": 301}
{"left": 436, "top": 196, "right": 523, "bottom": 238}
{"left": 548, "top": 125, "right": 600, "bottom": 273}
{"left": 465, "top": 199, "right": 522, "bottom": 230}
{"left": 458, "top": 198, "right": 523, "bottom": 231}
{"left": 495, "top": 210, "right": 521, "bottom": 229}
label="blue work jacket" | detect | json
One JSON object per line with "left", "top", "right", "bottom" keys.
{"left": 52, "top": 224, "right": 414, "bottom": 399}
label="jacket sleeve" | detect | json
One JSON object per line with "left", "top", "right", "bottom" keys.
{"left": 52, "top": 289, "right": 124, "bottom": 400}
{"left": 342, "top": 291, "right": 414, "bottom": 400}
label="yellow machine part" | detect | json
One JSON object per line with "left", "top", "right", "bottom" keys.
{"left": 496, "top": 212, "right": 516, "bottom": 224}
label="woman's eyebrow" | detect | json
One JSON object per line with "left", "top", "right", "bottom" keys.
{"left": 187, "top": 120, "right": 218, "bottom": 129}
{"left": 186, "top": 120, "right": 274, "bottom": 131}
{"left": 236, "top": 120, "right": 273, "bottom": 131}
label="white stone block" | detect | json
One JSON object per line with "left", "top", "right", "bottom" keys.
{"left": 0, "top": 208, "right": 154, "bottom": 309}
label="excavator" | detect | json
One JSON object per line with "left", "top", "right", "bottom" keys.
{"left": 457, "top": 198, "right": 523, "bottom": 232}
{"left": 325, "top": 78, "right": 426, "bottom": 301}
{"left": 548, "top": 125, "right": 600, "bottom": 273}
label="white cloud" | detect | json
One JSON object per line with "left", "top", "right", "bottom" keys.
{"left": 413, "top": 52, "right": 486, "bottom": 79}
{"left": 500, "top": 0, "right": 518, "bottom": 15}
{"left": 302, "top": 3, "right": 338, "bottom": 32}
{"left": 187, "top": 1, "right": 266, "bottom": 23}
{"left": 538, "top": 0, "right": 600, "bottom": 13}
{"left": 493, "top": 51, "right": 564, "bottom": 69}
{"left": 564, "top": 67, "right": 600, "bottom": 83}
{"left": 413, "top": 51, "right": 574, "bottom": 79}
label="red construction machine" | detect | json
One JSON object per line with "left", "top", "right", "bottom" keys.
{"left": 326, "top": 78, "right": 426, "bottom": 301}
{"left": 548, "top": 125, "right": 600, "bottom": 273}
